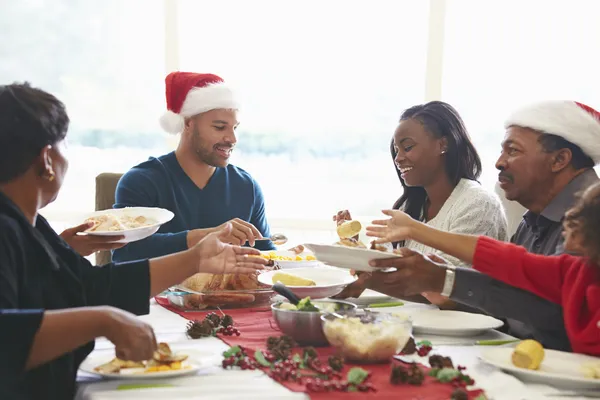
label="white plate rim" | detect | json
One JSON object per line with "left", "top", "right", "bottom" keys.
{"left": 480, "top": 347, "right": 600, "bottom": 387}
{"left": 81, "top": 207, "right": 174, "bottom": 235}
{"left": 79, "top": 359, "right": 200, "bottom": 380}
{"left": 410, "top": 310, "right": 504, "bottom": 335}
{"left": 257, "top": 267, "right": 358, "bottom": 289}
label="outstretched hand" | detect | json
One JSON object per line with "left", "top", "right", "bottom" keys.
{"left": 193, "top": 223, "right": 268, "bottom": 275}
{"left": 366, "top": 209, "right": 416, "bottom": 244}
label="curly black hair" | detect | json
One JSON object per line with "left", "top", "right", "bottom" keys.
{"left": 563, "top": 182, "right": 600, "bottom": 266}
{"left": 0, "top": 82, "right": 69, "bottom": 183}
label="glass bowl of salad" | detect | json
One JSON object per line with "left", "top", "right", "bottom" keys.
{"left": 271, "top": 297, "right": 357, "bottom": 346}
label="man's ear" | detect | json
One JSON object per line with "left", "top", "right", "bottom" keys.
{"left": 551, "top": 148, "right": 572, "bottom": 173}
{"left": 37, "top": 145, "right": 54, "bottom": 176}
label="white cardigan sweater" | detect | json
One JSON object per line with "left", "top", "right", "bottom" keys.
{"left": 403, "top": 179, "right": 509, "bottom": 267}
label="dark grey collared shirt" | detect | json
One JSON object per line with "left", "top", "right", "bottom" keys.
{"left": 451, "top": 169, "right": 599, "bottom": 351}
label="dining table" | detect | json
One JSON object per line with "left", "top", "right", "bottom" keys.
{"left": 76, "top": 292, "right": 596, "bottom": 400}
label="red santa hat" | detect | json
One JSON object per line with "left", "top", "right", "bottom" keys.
{"left": 504, "top": 100, "right": 600, "bottom": 164}
{"left": 159, "top": 72, "right": 239, "bottom": 134}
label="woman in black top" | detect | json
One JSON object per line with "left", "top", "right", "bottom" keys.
{"left": 0, "top": 83, "right": 267, "bottom": 399}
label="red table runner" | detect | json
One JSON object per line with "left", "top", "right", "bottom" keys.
{"left": 156, "top": 297, "right": 486, "bottom": 399}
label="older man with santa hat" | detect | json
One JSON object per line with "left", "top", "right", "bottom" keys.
{"left": 359, "top": 100, "right": 600, "bottom": 352}
{"left": 113, "top": 72, "right": 276, "bottom": 262}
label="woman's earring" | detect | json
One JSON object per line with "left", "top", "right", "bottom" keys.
{"left": 441, "top": 150, "right": 446, "bottom": 155}
{"left": 45, "top": 170, "right": 55, "bottom": 182}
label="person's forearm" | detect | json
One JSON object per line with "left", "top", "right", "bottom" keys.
{"left": 409, "top": 222, "right": 479, "bottom": 265}
{"left": 112, "top": 232, "right": 189, "bottom": 262}
{"left": 148, "top": 249, "right": 198, "bottom": 296}
{"left": 27, "top": 308, "right": 108, "bottom": 370}
{"left": 186, "top": 228, "right": 216, "bottom": 248}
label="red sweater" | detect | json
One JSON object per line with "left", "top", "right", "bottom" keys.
{"left": 473, "top": 236, "right": 600, "bottom": 356}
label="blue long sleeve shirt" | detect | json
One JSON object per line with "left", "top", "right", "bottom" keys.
{"left": 112, "top": 152, "right": 275, "bottom": 262}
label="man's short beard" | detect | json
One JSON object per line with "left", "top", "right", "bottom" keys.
{"left": 191, "top": 126, "right": 228, "bottom": 167}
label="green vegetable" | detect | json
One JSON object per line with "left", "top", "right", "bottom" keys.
{"left": 296, "top": 297, "right": 319, "bottom": 312}
{"left": 367, "top": 301, "right": 404, "bottom": 308}
{"left": 347, "top": 367, "right": 369, "bottom": 385}
{"left": 223, "top": 346, "right": 242, "bottom": 358}
{"left": 254, "top": 350, "right": 272, "bottom": 367}
{"left": 435, "top": 368, "right": 461, "bottom": 383}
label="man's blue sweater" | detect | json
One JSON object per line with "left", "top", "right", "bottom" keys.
{"left": 112, "top": 152, "right": 275, "bottom": 262}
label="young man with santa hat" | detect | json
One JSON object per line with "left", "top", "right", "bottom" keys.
{"left": 112, "top": 72, "right": 276, "bottom": 262}
{"left": 358, "top": 100, "right": 600, "bottom": 352}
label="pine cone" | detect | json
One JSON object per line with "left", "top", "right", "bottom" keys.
{"left": 390, "top": 365, "right": 409, "bottom": 384}
{"left": 451, "top": 388, "right": 469, "bottom": 400}
{"left": 406, "top": 363, "right": 425, "bottom": 385}
{"left": 205, "top": 312, "right": 222, "bottom": 327}
{"left": 429, "top": 354, "right": 454, "bottom": 369}
{"left": 221, "top": 314, "right": 234, "bottom": 328}
{"left": 186, "top": 319, "right": 214, "bottom": 339}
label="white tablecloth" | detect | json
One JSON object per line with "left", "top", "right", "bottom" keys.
{"left": 76, "top": 299, "right": 597, "bottom": 400}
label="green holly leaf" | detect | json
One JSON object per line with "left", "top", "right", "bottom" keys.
{"left": 254, "top": 350, "right": 272, "bottom": 367}
{"left": 428, "top": 368, "right": 440, "bottom": 377}
{"left": 223, "top": 346, "right": 241, "bottom": 358}
{"left": 436, "top": 368, "right": 461, "bottom": 383}
{"left": 417, "top": 340, "right": 432, "bottom": 347}
{"left": 347, "top": 367, "right": 369, "bottom": 385}
{"left": 474, "top": 394, "right": 488, "bottom": 400}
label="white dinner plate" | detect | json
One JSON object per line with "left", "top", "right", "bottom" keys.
{"left": 481, "top": 347, "right": 600, "bottom": 390}
{"left": 258, "top": 266, "right": 357, "bottom": 299}
{"left": 79, "top": 207, "right": 174, "bottom": 243}
{"left": 303, "top": 243, "right": 401, "bottom": 272}
{"left": 79, "top": 351, "right": 200, "bottom": 380}
{"left": 260, "top": 250, "right": 320, "bottom": 269}
{"left": 410, "top": 310, "right": 504, "bottom": 336}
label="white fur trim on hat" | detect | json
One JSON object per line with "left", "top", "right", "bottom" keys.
{"left": 159, "top": 110, "right": 185, "bottom": 135}
{"left": 159, "top": 82, "right": 239, "bottom": 135}
{"left": 504, "top": 100, "right": 600, "bottom": 164}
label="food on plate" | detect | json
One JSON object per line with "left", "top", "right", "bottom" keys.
{"left": 278, "top": 297, "right": 340, "bottom": 313}
{"left": 511, "top": 339, "right": 545, "bottom": 370}
{"left": 289, "top": 244, "right": 305, "bottom": 255}
{"left": 336, "top": 220, "right": 362, "bottom": 239}
{"left": 93, "top": 342, "right": 190, "bottom": 374}
{"left": 85, "top": 213, "right": 156, "bottom": 232}
{"left": 179, "top": 269, "right": 275, "bottom": 308}
{"left": 580, "top": 361, "right": 600, "bottom": 379}
{"left": 322, "top": 311, "right": 411, "bottom": 363}
{"left": 336, "top": 237, "right": 367, "bottom": 248}
{"left": 271, "top": 272, "right": 316, "bottom": 287}
{"left": 260, "top": 251, "right": 316, "bottom": 262}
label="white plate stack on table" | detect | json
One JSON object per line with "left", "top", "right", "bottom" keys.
{"left": 79, "top": 207, "right": 174, "bottom": 244}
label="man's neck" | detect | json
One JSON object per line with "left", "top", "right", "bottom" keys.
{"left": 175, "top": 143, "right": 216, "bottom": 189}
{"left": 0, "top": 179, "right": 40, "bottom": 225}
{"left": 523, "top": 168, "right": 588, "bottom": 214}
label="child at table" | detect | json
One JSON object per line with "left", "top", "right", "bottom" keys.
{"left": 366, "top": 182, "right": 600, "bottom": 356}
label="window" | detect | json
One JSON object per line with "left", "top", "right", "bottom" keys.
{"left": 0, "top": 0, "right": 168, "bottom": 226}
{"left": 178, "top": 0, "right": 430, "bottom": 224}
{"left": 442, "top": 0, "right": 600, "bottom": 189}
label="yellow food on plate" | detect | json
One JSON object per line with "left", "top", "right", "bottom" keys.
{"left": 259, "top": 251, "right": 316, "bottom": 262}
{"left": 94, "top": 342, "right": 191, "bottom": 374}
{"left": 272, "top": 272, "right": 316, "bottom": 287}
{"left": 580, "top": 361, "right": 600, "bottom": 379}
{"left": 511, "top": 339, "right": 545, "bottom": 370}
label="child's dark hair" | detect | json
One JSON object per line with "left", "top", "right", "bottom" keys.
{"left": 564, "top": 182, "right": 600, "bottom": 265}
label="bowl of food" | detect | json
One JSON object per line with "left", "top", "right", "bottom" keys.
{"left": 271, "top": 298, "right": 357, "bottom": 346}
{"left": 258, "top": 267, "right": 357, "bottom": 299}
{"left": 321, "top": 310, "right": 412, "bottom": 363}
